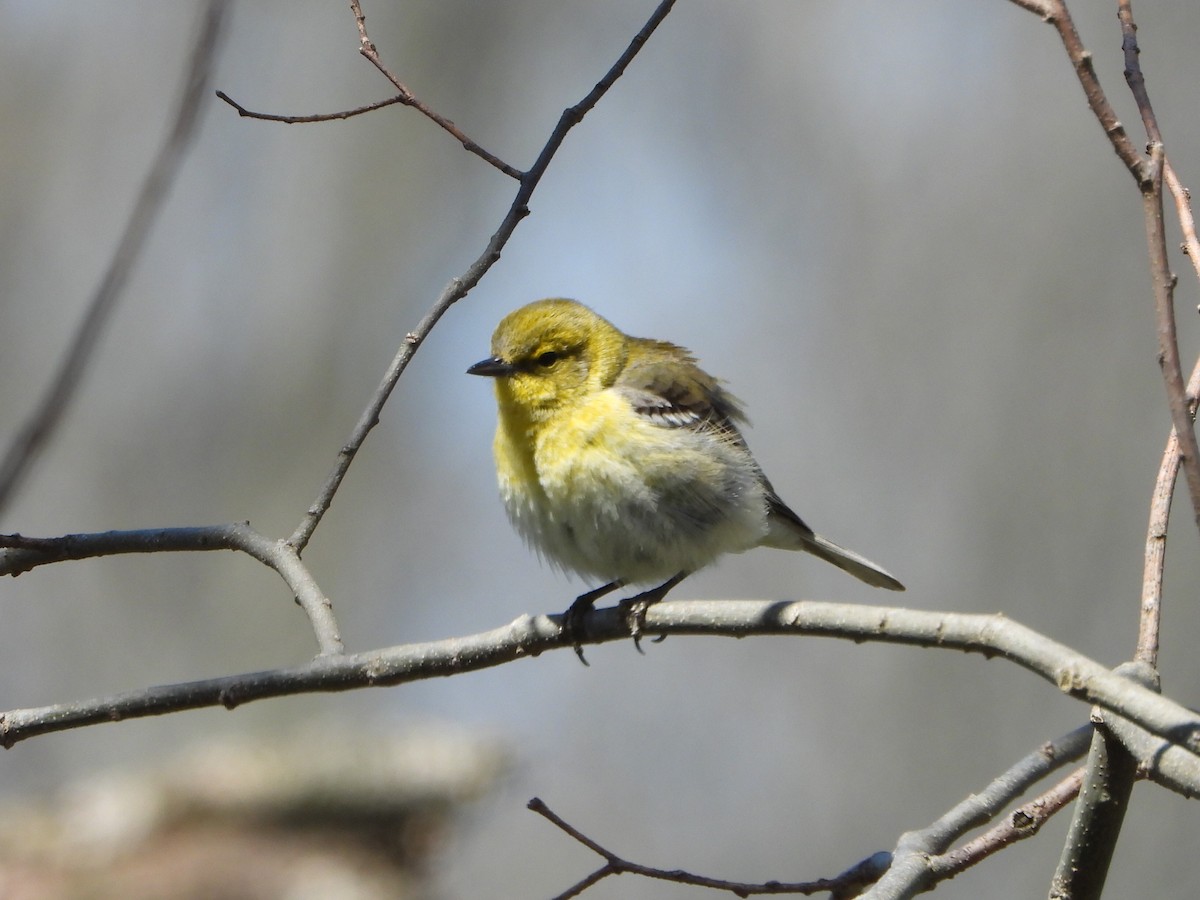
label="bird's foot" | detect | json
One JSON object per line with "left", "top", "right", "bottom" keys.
{"left": 619, "top": 594, "right": 655, "bottom": 654}
{"left": 618, "top": 572, "right": 687, "bottom": 653}
{"left": 562, "top": 581, "right": 623, "bottom": 666}
{"left": 563, "top": 596, "right": 593, "bottom": 666}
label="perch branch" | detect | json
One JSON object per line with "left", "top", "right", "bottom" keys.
{"left": 2, "top": 600, "right": 1198, "bottom": 759}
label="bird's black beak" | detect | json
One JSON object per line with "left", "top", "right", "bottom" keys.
{"left": 467, "top": 356, "right": 516, "bottom": 377}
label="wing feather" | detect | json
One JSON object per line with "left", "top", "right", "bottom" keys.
{"left": 613, "top": 337, "right": 748, "bottom": 440}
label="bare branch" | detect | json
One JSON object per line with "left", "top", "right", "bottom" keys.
{"left": 2, "top": 600, "right": 1198, "bottom": 758}
{"left": 288, "top": 0, "right": 678, "bottom": 551}
{"left": 1104, "top": 668, "right": 1200, "bottom": 799}
{"left": 865, "top": 726, "right": 1091, "bottom": 897}
{"left": 528, "top": 797, "right": 890, "bottom": 898}
{"left": 1020, "top": 0, "right": 1200, "bottom": 533}
{"left": 1118, "top": 0, "right": 1162, "bottom": 146}
{"left": 1139, "top": 362, "right": 1200, "bottom": 664}
{"left": 1008, "top": 0, "right": 1149, "bottom": 183}
{"left": 344, "top": 0, "right": 521, "bottom": 179}
{"left": 928, "top": 769, "right": 1083, "bottom": 880}
{"left": 1138, "top": 142, "right": 1200, "bottom": 535}
{"left": 215, "top": 88, "right": 408, "bottom": 123}
{"left": 0, "top": 525, "right": 343, "bottom": 656}
{"left": 1048, "top": 728, "right": 1139, "bottom": 899}
{"left": 0, "top": 1, "right": 229, "bottom": 518}
{"left": 1164, "top": 162, "right": 1200, "bottom": 281}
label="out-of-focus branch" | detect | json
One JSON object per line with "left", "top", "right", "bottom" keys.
{"left": 288, "top": 0, "right": 678, "bottom": 551}
{"left": 0, "top": 525, "right": 342, "bottom": 656}
{"left": 0, "top": 1, "right": 229, "bottom": 519}
{"left": 3, "top": 600, "right": 1199, "bottom": 756}
{"left": 865, "top": 726, "right": 1091, "bottom": 896}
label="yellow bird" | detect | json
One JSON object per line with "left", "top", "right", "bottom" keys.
{"left": 469, "top": 299, "right": 903, "bottom": 654}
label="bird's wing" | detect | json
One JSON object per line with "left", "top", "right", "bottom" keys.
{"left": 613, "top": 338, "right": 749, "bottom": 438}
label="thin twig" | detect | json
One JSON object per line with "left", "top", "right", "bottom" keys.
{"left": 288, "top": 0, "right": 679, "bottom": 551}
{"left": 215, "top": 89, "right": 407, "bottom": 123}
{"left": 1117, "top": 0, "right": 1162, "bottom": 146}
{"left": 1115, "top": 0, "right": 1200, "bottom": 532}
{"left": 1008, "top": 0, "right": 1149, "bottom": 184}
{"left": 1139, "top": 363, "right": 1200, "bottom": 665}
{"left": 0, "top": 525, "right": 343, "bottom": 656}
{"left": 929, "top": 768, "right": 1084, "bottom": 880}
{"left": 528, "top": 797, "right": 890, "bottom": 898}
{"left": 864, "top": 726, "right": 1091, "bottom": 897}
{"left": 345, "top": 0, "right": 521, "bottom": 179}
{"left": 0, "top": 1, "right": 229, "bottom": 519}
{"left": 2, "top": 599, "right": 1198, "bottom": 757}
{"left": 1164, "top": 161, "right": 1200, "bottom": 281}
{"left": 1142, "top": 142, "right": 1200, "bottom": 534}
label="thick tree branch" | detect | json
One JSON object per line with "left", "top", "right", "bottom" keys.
{"left": 1048, "top": 730, "right": 1138, "bottom": 899}
{"left": 2, "top": 600, "right": 1199, "bottom": 758}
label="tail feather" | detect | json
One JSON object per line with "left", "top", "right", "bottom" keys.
{"left": 763, "top": 495, "right": 905, "bottom": 591}
{"left": 794, "top": 531, "right": 906, "bottom": 591}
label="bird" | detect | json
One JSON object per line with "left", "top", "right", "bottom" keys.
{"left": 468, "top": 298, "right": 903, "bottom": 658}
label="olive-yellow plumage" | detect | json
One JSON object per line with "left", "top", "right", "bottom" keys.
{"left": 468, "top": 298, "right": 903, "bottom": 633}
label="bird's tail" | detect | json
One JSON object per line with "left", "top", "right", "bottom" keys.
{"left": 763, "top": 495, "right": 905, "bottom": 591}
{"left": 793, "top": 530, "right": 905, "bottom": 591}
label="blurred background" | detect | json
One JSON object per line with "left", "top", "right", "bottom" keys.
{"left": 1, "top": 0, "right": 1199, "bottom": 897}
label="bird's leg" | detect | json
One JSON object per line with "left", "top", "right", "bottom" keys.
{"left": 564, "top": 580, "right": 624, "bottom": 665}
{"left": 620, "top": 571, "right": 688, "bottom": 653}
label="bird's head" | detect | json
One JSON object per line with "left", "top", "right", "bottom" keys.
{"left": 468, "top": 299, "right": 628, "bottom": 421}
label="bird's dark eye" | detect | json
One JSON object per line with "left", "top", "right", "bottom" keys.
{"left": 536, "top": 350, "right": 559, "bottom": 368}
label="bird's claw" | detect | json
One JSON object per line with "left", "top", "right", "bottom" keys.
{"left": 620, "top": 596, "right": 655, "bottom": 654}
{"left": 563, "top": 597, "right": 592, "bottom": 666}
